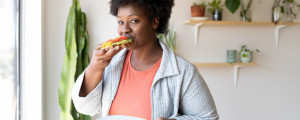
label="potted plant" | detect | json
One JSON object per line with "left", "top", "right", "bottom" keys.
{"left": 240, "top": 0, "right": 253, "bottom": 22}
{"left": 281, "top": 0, "right": 300, "bottom": 22}
{"left": 240, "top": 45, "right": 259, "bottom": 63}
{"left": 225, "top": 0, "right": 253, "bottom": 22}
{"left": 191, "top": 0, "right": 207, "bottom": 17}
{"left": 208, "top": 0, "right": 224, "bottom": 21}
{"left": 59, "top": 0, "right": 91, "bottom": 119}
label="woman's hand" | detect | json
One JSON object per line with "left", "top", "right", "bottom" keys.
{"left": 79, "top": 44, "right": 122, "bottom": 97}
{"left": 87, "top": 44, "right": 122, "bottom": 73}
{"left": 157, "top": 117, "right": 176, "bottom": 120}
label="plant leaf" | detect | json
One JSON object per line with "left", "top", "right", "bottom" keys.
{"left": 225, "top": 0, "right": 241, "bottom": 13}
{"left": 58, "top": 1, "right": 77, "bottom": 119}
{"left": 245, "top": 0, "right": 253, "bottom": 11}
{"left": 59, "top": 0, "right": 90, "bottom": 120}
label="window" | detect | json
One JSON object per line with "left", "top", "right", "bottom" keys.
{"left": 0, "top": 0, "right": 20, "bottom": 119}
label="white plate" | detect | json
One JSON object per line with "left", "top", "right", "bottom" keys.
{"left": 190, "top": 17, "right": 210, "bottom": 20}
{"left": 98, "top": 115, "right": 146, "bottom": 120}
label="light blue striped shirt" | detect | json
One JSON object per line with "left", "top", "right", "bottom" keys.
{"left": 72, "top": 40, "right": 219, "bottom": 120}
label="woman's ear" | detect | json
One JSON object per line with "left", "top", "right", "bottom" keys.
{"left": 152, "top": 17, "right": 159, "bottom": 30}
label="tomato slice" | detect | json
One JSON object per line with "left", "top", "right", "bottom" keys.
{"left": 120, "top": 35, "right": 128, "bottom": 40}
{"left": 107, "top": 39, "right": 114, "bottom": 43}
{"left": 115, "top": 37, "right": 121, "bottom": 42}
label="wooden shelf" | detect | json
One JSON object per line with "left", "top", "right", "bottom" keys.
{"left": 194, "top": 62, "right": 257, "bottom": 87}
{"left": 184, "top": 20, "right": 300, "bottom": 26}
{"left": 193, "top": 62, "right": 256, "bottom": 67}
{"left": 184, "top": 20, "right": 300, "bottom": 48}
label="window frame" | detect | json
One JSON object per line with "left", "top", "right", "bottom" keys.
{"left": 19, "top": 0, "right": 43, "bottom": 119}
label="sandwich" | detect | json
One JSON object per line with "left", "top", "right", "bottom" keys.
{"left": 101, "top": 35, "right": 132, "bottom": 49}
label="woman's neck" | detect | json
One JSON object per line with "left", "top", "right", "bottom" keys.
{"left": 130, "top": 39, "right": 162, "bottom": 69}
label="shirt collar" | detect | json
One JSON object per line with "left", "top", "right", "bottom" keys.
{"left": 111, "top": 40, "right": 179, "bottom": 80}
{"left": 153, "top": 40, "right": 179, "bottom": 82}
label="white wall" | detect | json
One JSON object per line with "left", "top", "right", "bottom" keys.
{"left": 43, "top": 0, "right": 300, "bottom": 120}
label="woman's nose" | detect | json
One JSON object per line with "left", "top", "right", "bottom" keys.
{"left": 119, "top": 23, "right": 131, "bottom": 35}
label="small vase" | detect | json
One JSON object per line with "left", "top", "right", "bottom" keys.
{"left": 272, "top": 0, "right": 281, "bottom": 23}
{"left": 240, "top": 10, "right": 252, "bottom": 22}
{"left": 213, "top": 9, "right": 222, "bottom": 21}
{"left": 227, "top": 50, "right": 237, "bottom": 63}
{"left": 240, "top": 51, "right": 252, "bottom": 63}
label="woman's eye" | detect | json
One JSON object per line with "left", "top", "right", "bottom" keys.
{"left": 130, "top": 19, "right": 139, "bottom": 23}
{"left": 118, "top": 21, "right": 123, "bottom": 25}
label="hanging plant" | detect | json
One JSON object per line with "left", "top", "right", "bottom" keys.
{"left": 58, "top": 0, "right": 90, "bottom": 119}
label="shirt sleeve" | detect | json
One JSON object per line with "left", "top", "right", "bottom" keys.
{"left": 173, "top": 65, "right": 219, "bottom": 120}
{"left": 72, "top": 70, "right": 104, "bottom": 116}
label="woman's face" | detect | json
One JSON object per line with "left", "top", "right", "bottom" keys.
{"left": 117, "top": 5, "right": 157, "bottom": 50}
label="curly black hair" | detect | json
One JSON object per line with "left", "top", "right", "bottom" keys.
{"left": 109, "top": 0, "right": 174, "bottom": 34}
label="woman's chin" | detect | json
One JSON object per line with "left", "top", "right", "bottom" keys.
{"left": 125, "top": 43, "right": 134, "bottom": 50}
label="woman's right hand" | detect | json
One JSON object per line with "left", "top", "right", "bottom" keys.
{"left": 80, "top": 44, "right": 122, "bottom": 97}
{"left": 87, "top": 44, "right": 122, "bottom": 73}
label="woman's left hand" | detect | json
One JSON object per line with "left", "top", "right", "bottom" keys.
{"left": 156, "top": 117, "right": 176, "bottom": 120}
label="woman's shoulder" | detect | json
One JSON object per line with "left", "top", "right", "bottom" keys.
{"left": 174, "top": 54, "right": 196, "bottom": 71}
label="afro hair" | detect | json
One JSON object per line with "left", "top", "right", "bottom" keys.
{"left": 109, "top": 0, "right": 175, "bottom": 34}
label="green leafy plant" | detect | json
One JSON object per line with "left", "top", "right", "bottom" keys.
{"left": 191, "top": 0, "right": 207, "bottom": 17}
{"left": 58, "top": 0, "right": 90, "bottom": 119}
{"left": 282, "top": 0, "right": 300, "bottom": 18}
{"left": 240, "top": 44, "right": 259, "bottom": 57}
{"left": 208, "top": 0, "right": 224, "bottom": 14}
{"left": 240, "top": 44, "right": 259, "bottom": 63}
{"left": 157, "top": 24, "right": 176, "bottom": 52}
{"left": 225, "top": 0, "right": 253, "bottom": 21}
{"left": 193, "top": 0, "right": 207, "bottom": 7}
{"left": 240, "top": 0, "right": 253, "bottom": 22}
{"left": 225, "top": 0, "right": 253, "bottom": 13}
{"left": 225, "top": 0, "right": 241, "bottom": 13}
{"left": 284, "top": 0, "right": 294, "bottom": 2}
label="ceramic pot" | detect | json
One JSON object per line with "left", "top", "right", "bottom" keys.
{"left": 240, "top": 51, "right": 252, "bottom": 63}
{"left": 227, "top": 50, "right": 237, "bottom": 63}
{"left": 191, "top": 6, "right": 206, "bottom": 17}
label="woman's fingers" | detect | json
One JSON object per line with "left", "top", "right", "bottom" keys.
{"left": 95, "top": 49, "right": 106, "bottom": 56}
{"left": 96, "top": 58, "right": 110, "bottom": 66}
{"left": 156, "top": 118, "right": 175, "bottom": 120}
{"left": 95, "top": 43, "right": 103, "bottom": 50}
{"left": 157, "top": 117, "right": 165, "bottom": 120}
{"left": 96, "top": 46, "right": 122, "bottom": 59}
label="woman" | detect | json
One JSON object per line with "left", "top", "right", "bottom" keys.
{"left": 72, "top": 0, "right": 219, "bottom": 120}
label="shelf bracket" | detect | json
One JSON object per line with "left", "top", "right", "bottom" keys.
{"left": 194, "top": 23, "right": 203, "bottom": 47}
{"left": 233, "top": 65, "right": 244, "bottom": 87}
{"left": 275, "top": 25, "right": 287, "bottom": 48}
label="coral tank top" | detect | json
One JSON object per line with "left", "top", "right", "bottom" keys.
{"left": 109, "top": 50, "right": 162, "bottom": 120}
